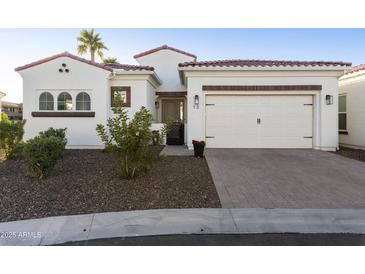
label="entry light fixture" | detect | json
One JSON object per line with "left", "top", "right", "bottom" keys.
{"left": 194, "top": 95, "right": 199, "bottom": 109}
{"left": 155, "top": 101, "right": 159, "bottom": 109}
{"left": 326, "top": 94, "right": 333, "bottom": 105}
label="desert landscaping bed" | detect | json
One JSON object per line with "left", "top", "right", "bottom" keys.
{"left": 333, "top": 146, "right": 365, "bottom": 162}
{"left": 0, "top": 150, "right": 221, "bottom": 222}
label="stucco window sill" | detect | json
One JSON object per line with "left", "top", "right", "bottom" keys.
{"left": 31, "top": 111, "right": 95, "bottom": 117}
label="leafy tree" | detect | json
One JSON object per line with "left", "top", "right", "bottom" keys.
{"left": 1, "top": 112, "right": 9, "bottom": 122}
{"left": 0, "top": 119, "right": 25, "bottom": 159}
{"left": 77, "top": 29, "right": 108, "bottom": 62}
{"left": 96, "top": 93, "right": 168, "bottom": 179}
{"left": 103, "top": 57, "right": 118, "bottom": 64}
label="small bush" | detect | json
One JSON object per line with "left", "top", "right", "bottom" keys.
{"left": 39, "top": 127, "right": 67, "bottom": 147}
{"left": 0, "top": 119, "right": 25, "bottom": 159}
{"left": 96, "top": 93, "right": 170, "bottom": 179}
{"left": 23, "top": 135, "right": 66, "bottom": 179}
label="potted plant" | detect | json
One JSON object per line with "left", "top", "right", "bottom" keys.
{"left": 192, "top": 140, "right": 206, "bottom": 157}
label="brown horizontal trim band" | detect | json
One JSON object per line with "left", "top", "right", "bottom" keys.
{"left": 156, "top": 92, "right": 187, "bottom": 96}
{"left": 202, "top": 85, "right": 322, "bottom": 91}
{"left": 31, "top": 111, "right": 95, "bottom": 117}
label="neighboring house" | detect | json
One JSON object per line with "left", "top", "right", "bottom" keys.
{"left": 1, "top": 101, "right": 23, "bottom": 120}
{"left": 338, "top": 64, "right": 365, "bottom": 149}
{"left": 0, "top": 91, "right": 5, "bottom": 120}
{"left": 15, "top": 45, "right": 350, "bottom": 150}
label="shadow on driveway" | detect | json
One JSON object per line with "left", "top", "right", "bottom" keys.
{"left": 59, "top": 233, "right": 365, "bottom": 246}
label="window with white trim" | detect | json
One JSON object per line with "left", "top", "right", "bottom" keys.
{"left": 76, "top": 92, "right": 91, "bottom": 110}
{"left": 39, "top": 92, "right": 54, "bottom": 110}
{"left": 339, "top": 95, "right": 347, "bottom": 131}
{"left": 58, "top": 92, "right": 73, "bottom": 110}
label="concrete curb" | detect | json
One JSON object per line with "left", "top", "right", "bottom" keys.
{"left": 1, "top": 208, "right": 365, "bottom": 245}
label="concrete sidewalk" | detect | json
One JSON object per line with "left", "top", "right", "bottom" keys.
{"left": 1, "top": 208, "right": 365, "bottom": 245}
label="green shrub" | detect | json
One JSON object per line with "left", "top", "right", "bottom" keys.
{"left": 39, "top": 127, "right": 67, "bottom": 147}
{"left": 96, "top": 93, "right": 169, "bottom": 179}
{"left": 23, "top": 135, "right": 65, "bottom": 179}
{"left": 0, "top": 119, "right": 25, "bottom": 159}
{"left": 1, "top": 112, "right": 9, "bottom": 122}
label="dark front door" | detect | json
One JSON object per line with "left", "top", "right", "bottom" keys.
{"left": 162, "top": 99, "right": 184, "bottom": 123}
{"left": 162, "top": 99, "right": 184, "bottom": 145}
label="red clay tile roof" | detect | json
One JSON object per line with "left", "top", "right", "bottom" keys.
{"left": 179, "top": 59, "right": 352, "bottom": 68}
{"left": 105, "top": 63, "right": 154, "bottom": 71}
{"left": 15, "top": 52, "right": 113, "bottom": 72}
{"left": 134, "top": 45, "right": 197, "bottom": 59}
{"left": 15, "top": 52, "right": 155, "bottom": 72}
{"left": 344, "top": 64, "right": 365, "bottom": 74}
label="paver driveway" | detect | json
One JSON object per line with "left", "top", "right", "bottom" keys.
{"left": 205, "top": 149, "right": 365, "bottom": 208}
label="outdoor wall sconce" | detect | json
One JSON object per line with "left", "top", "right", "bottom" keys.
{"left": 194, "top": 95, "right": 199, "bottom": 109}
{"left": 326, "top": 94, "right": 333, "bottom": 105}
{"left": 155, "top": 101, "right": 159, "bottom": 109}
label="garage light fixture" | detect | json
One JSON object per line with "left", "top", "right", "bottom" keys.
{"left": 326, "top": 94, "right": 333, "bottom": 105}
{"left": 194, "top": 95, "right": 199, "bottom": 109}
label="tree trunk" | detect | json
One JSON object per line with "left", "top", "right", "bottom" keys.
{"left": 91, "top": 51, "right": 95, "bottom": 62}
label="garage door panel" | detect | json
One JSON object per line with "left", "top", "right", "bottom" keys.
{"left": 205, "top": 95, "right": 313, "bottom": 148}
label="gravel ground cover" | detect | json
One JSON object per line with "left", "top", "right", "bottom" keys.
{"left": 0, "top": 149, "right": 221, "bottom": 222}
{"left": 333, "top": 146, "right": 365, "bottom": 162}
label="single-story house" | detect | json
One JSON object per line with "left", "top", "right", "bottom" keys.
{"left": 338, "top": 64, "right": 365, "bottom": 149}
{"left": 15, "top": 45, "right": 351, "bottom": 150}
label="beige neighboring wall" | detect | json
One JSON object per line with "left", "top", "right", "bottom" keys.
{"left": 339, "top": 70, "right": 365, "bottom": 149}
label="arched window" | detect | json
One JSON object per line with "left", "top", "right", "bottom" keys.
{"left": 76, "top": 92, "right": 91, "bottom": 110}
{"left": 39, "top": 92, "right": 54, "bottom": 110}
{"left": 57, "top": 92, "right": 73, "bottom": 110}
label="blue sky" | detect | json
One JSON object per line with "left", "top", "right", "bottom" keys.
{"left": 1, "top": 28, "right": 365, "bottom": 102}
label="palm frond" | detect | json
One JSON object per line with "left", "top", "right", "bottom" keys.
{"left": 76, "top": 28, "right": 109, "bottom": 61}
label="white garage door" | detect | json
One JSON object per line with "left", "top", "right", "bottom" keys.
{"left": 205, "top": 95, "right": 313, "bottom": 148}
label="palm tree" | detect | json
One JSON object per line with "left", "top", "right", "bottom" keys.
{"left": 103, "top": 57, "right": 118, "bottom": 64}
{"left": 77, "top": 29, "right": 108, "bottom": 62}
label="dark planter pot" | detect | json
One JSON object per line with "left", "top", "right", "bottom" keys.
{"left": 193, "top": 143, "right": 205, "bottom": 157}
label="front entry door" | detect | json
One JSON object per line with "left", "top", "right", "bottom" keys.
{"left": 162, "top": 99, "right": 185, "bottom": 145}
{"left": 162, "top": 99, "right": 184, "bottom": 123}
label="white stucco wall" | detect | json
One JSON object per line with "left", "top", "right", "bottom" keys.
{"left": 18, "top": 57, "right": 111, "bottom": 148}
{"left": 135, "top": 49, "right": 195, "bottom": 92}
{"left": 108, "top": 78, "right": 156, "bottom": 120}
{"left": 146, "top": 81, "right": 157, "bottom": 121}
{"left": 339, "top": 74, "right": 365, "bottom": 149}
{"left": 185, "top": 71, "right": 341, "bottom": 151}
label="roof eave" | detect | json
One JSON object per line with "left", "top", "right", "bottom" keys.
{"left": 111, "top": 70, "right": 162, "bottom": 86}
{"left": 178, "top": 65, "right": 351, "bottom": 71}
{"left": 14, "top": 52, "right": 113, "bottom": 73}
{"left": 178, "top": 65, "right": 350, "bottom": 85}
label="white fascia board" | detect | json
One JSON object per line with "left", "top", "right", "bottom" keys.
{"left": 178, "top": 65, "right": 350, "bottom": 72}
{"left": 111, "top": 70, "right": 162, "bottom": 85}
{"left": 178, "top": 66, "right": 349, "bottom": 85}
{"left": 339, "top": 70, "right": 365, "bottom": 82}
